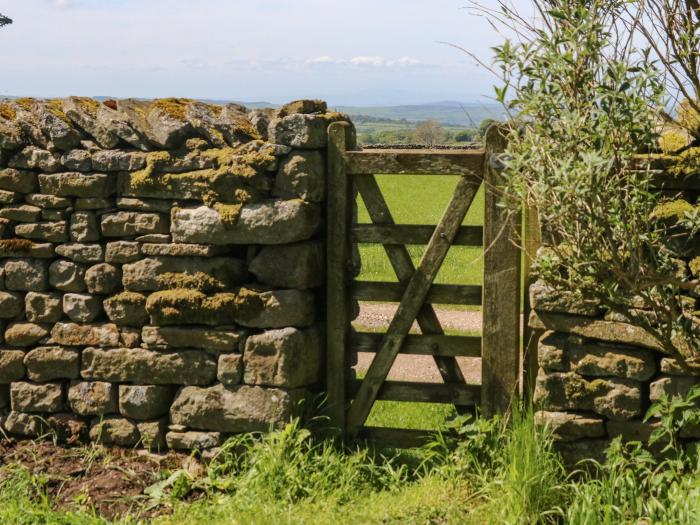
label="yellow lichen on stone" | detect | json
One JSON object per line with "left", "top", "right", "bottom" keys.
{"left": 151, "top": 98, "right": 192, "bottom": 121}
{"left": 690, "top": 257, "right": 700, "bottom": 278}
{"left": 213, "top": 202, "right": 244, "bottom": 227}
{"left": 0, "top": 102, "right": 16, "bottom": 121}
{"left": 14, "top": 97, "right": 35, "bottom": 112}
{"left": 73, "top": 97, "right": 102, "bottom": 118}
{"left": 669, "top": 147, "right": 700, "bottom": 177}
{"left": 659, "top": 130, "right": 691, "bottom": 153}
{"left": 130, "top": 151, "right": 172, "bottom": 191}
{"left": 651, "top": 199, "right": 694, "bottom": 222}
{"left": 46, "top": 99, "right": 71, "bottom": 124}
{"left": 157, "top": 272, "right": 226, "bottom": 292}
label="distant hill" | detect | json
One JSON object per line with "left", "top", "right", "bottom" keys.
{"left": 333, "top": 101, "right": 504, "bottom": 127}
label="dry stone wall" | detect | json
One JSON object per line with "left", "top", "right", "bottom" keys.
{"left": 531, "top": 153, "right": 700, "bottom": 465}
{"left": 0, "top": 96, "right": 353, "bottom": 451}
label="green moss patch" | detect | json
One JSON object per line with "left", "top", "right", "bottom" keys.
{"left": 146, "top": 288, "right": 264, "bottom": 326}
{"left": 106, "top": 291, "right": 146, "bottom": 305}
{"left": 157, "top": 272, "right": 227, "bottom": 293}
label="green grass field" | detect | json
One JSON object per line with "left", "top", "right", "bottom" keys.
{"left": 356, "top": 175, "right": 485, "bottom": 286}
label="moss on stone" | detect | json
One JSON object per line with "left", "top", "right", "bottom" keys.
{"left": 651, "top": 199, "right": 694, "bottom": 222}
{"left": 213, "top": 203, "right": 244, "bottom": 227}
{"left": 130, "top": 151, "right": 172, "bottom": 191}
{"left": 0, "top": 239, "right": 35, "bottom": 253}
{"left": 690, "top": 257, "right": 700, "bottom": 278}
{"left": 678, "top": 99, "right": 700, "bottom": 134}
{"left": 157, "top": 272, "right": 226, "bottom": 292}
{"left": 145, "top": 287, "right": 264, "bottom": 325}
{"left": 106, "top": 291, "right": 146, "bottom": 305}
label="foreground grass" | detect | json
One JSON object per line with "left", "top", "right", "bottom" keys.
{"left": 6, "top": 393, "right": 700, "bottom": 524}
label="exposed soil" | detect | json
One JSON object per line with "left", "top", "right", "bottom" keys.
{"left": 0, "top": 439, "right": 202, "bottom": 520}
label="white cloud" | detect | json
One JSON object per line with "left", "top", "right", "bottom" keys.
{"left": 53, "top": 0, "right": 72, "bottom": 8}
{"left": 350, "top": 56, "right": 388, "bottom": 67}
{"left": 305, "top": 55, "right": 426, "bottom": 68}
{"left": 305, "top": 56, "right": 346, "bottom": 65}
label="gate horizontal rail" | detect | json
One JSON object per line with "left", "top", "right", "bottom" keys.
{"left": 352, "top": 224, "right": 483, "bottom": 246}
{"left": 350, "top": 332, "right": 482, "bottom": 357}
{"left": 351, "top": 281, "right": 483, "bottom": 305}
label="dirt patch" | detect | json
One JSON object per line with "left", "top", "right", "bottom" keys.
{"left": 0, "top": 439, "right": 202, "bottom": 520}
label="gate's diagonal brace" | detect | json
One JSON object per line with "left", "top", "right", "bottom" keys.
{"left": 354, "top": 174, "right": 478, "bottom": 389}
{"left": 346, "top": 174, "right": 482, "bottom": 439}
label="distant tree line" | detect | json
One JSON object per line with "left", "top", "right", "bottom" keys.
{"left": 357, "top": 117, "right": 499, "bottom": 146}
{"left": 0, "top": 13, "right": 12, "bottom": 28}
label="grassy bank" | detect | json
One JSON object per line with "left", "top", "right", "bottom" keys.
{"left": 4, "top": 392, "right": 700, "bottom": 524}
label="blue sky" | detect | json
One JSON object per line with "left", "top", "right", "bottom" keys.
{"left": 0, "top": 0, "right": 527, "bottom": 105}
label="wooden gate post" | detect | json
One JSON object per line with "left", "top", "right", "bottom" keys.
{"left": 326, "top": 122, "right": 352, "bottom": 437}
{"left": 523, "top": 205, "right": 542, "bottom": 400}
{"left": 481, "top": 125, "right": 522, "bottom": 418}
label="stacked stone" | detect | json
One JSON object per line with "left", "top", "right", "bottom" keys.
{"left": 0, "top": 97, "right": 352, "bottom": 451}
{"left": 531, "top": 150, "right": 700, "bottom": 464}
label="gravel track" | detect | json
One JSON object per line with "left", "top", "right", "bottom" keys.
{"left": 353, "top": 302, "right": 483, "bottom": 384}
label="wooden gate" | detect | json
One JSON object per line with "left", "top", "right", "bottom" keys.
{"left": 326, "top": 122, "right": 522, "bottom": 447}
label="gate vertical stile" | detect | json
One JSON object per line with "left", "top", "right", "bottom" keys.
{"left": 481, "top": 125, "right": 522, "bottom": 417}
{"left": 326, "top": 122, "right": 352, "bottom": 439}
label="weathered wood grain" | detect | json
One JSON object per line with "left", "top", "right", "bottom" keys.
{"left": 351, "top": 332, "right": 481, "bottom": 357}
{"left": 523, "top": 204, "right": 543, "bottom": 400}
{"left": 351, "top": 280, "right": 482, "bottom": 305}
{"left": 326, "top": 122, "right": 352, "bottom": 437}
{"left": 346, "top": 150, "right": 485, "bottom": 175}
{"left": 481, "top": 124, "right": 522, "bottom": 418}
{"left": 352, "top": 224, "right": 483, "bottom": 246}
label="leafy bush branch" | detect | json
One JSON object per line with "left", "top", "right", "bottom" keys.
{"left": 481, "top": 0, "right": 700, "bottom": 365}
